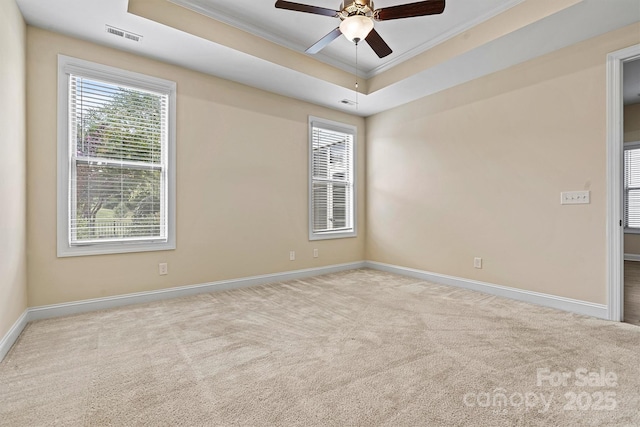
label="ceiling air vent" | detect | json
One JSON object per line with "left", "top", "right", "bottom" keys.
{"left": 105, "top": 25, "right": 142, "bottom": 42}
{"left": 340, "top": 99, "right": 357, "bottom": 106}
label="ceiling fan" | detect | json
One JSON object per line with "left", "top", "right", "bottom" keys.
{"left": 275, "top": 0, "right": 446, "bottom": 58}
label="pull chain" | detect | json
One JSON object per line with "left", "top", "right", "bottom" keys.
{"left": 355, "top": 40, "right": 359, "bottom": 110}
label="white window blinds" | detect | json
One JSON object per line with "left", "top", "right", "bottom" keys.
{"left": 310, "top": 119, "right": 355, "bottom": 238}
{"left": 68, "top": 75, "right": 169, "bottom": 245}
{"left": 625, "top": 144, "right": 640, "bottom": 230}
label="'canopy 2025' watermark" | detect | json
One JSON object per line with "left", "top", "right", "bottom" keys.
{"left": 462, "top": 367, "right": 618, "bottom": 414}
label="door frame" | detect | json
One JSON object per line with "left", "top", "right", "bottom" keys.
{"left": 607, "top": 43, "right": 640, "bottom": 321}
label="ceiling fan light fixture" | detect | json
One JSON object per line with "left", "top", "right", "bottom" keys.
{"left": 339, "top": 15, "right": 374, "bottom": 43}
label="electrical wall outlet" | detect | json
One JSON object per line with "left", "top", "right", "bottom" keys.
{"left": 474, "top": 257, "right": 482, "bottom": 269}
{"left": 313, "top": 249, "right": 319, "bottom": 258}
{"left": 159, "top": 263, "right": 168, "bottom": 275}
{"left": 561, "top": 190, "right": 590, "bottom": 205}
{"left": 289, "top": 251, "right": 295, "bottom": 261}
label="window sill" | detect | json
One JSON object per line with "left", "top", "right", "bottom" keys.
{"left": 309, "top": 230, "right": 357, "bottom": 241}
{"left": 57, "top": 241, "right": 175, "bottom": 257}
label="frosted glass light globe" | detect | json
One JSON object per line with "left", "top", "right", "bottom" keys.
{"left": 339, "top": 15, "right": 374, "bottom": 43}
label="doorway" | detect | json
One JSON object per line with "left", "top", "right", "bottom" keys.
{"left": 607, "top": 44, "right": 640, "bottom": 322}
{"left": 622, "top": 58, "right": 640, "bottom": 325}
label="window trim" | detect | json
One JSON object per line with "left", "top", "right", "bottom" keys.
{"left": 57, "top": 55, "right": 176, "bottom": 257}
{"left": 624, "top": 141, "right": 640, "bottom": 235}
{"left": 308, "top": 116, "right": 357, "bottom": 241}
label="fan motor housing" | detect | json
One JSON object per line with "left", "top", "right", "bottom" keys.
{"left": 339, "top": 0, "right": 374, "bottom": 20}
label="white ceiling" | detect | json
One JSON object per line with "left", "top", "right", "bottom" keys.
{"left": 15, "top": 0, "right": 640, "bottom": 116}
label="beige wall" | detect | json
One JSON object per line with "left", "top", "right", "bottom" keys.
{"left": 623, "top": 102, "right": 640, "bottom": 255}
{"left": 0, "top": 0, "right": 28, "bottom": 338}
{"left": 366, "top": 24, "right": 640, "bottom": 304}
{"left": 26, "top": 28, "right": 365, "bottom": 306}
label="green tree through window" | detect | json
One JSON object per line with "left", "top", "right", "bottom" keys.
{"left": 70, "top": 78, "right": 166, "bottom": 242}
{"left": 58, "top": 56, "right": 175, "bottom": 257}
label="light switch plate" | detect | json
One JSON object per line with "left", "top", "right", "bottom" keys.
{"left": 561, "top": 191, "right": 590, "bottom": 205}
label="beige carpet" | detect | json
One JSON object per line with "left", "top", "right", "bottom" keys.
{"left": 1, "top": 268, "right": 639, "bottom": 426}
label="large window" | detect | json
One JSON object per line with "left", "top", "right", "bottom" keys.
{"left": 625, "top": 142, "right": 640, "bottom": 232}
{"left": 309, "top": 117, "right": 356, "bottom": 240}
{"left": 57, "top": 56, "right": 176, "bottom": 256}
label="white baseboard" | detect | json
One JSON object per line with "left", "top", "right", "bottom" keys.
{"left": 365, "top": 261, "right": 608, "bottom": 320}
{"left": 0, "top": 310, "right": 29, "bottom": 362}
{"left": 27, "top": 261, "right": 366, "bottom": 322}
{"left": 1, "top": 259, "right": 611, "bottom": 363}
{"left": 624, "top": 253, "right": 640, "bottom": 262}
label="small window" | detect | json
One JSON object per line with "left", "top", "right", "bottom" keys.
{"left": 57, "top": 55, "right": 176, "bottom": 256}
{"left": 309, "top": 117, "right": 356, "bottom": 240}
{"left": 625, "top": 142, "right": 640, "bottom": 232}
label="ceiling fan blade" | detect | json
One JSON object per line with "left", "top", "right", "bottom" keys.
{"left": 275, "top": 1, "right": 339, "bottom": 17}
{"left": 365, "top": 28, "right": 393, "bottom": 58}
{"left": 306, "top": 27, "right": 342, "bottom": 54}
{"left": 375, "top": 0, "right": 445, "bottom": 21}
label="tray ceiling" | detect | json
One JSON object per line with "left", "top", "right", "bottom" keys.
{"left": 15, "top": 0, "right": 640, "bottom": 116}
